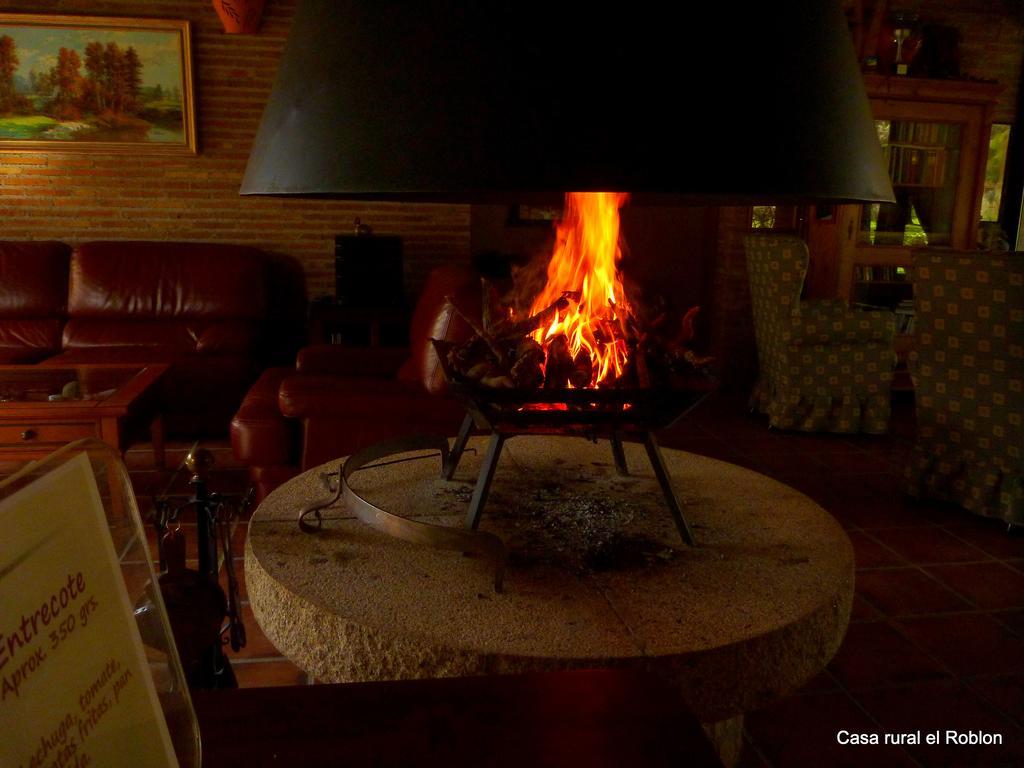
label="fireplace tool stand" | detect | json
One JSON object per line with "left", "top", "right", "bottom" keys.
{"left": 443, "top": 384, "right": 712, "bottom": 547}
{"left": 153, "top": 449, "right": 248, "bottom": 689}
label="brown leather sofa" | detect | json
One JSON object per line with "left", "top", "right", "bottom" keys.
{"left": 231, "top": 264, "right": 480, "bottom": 500}
{"left": 0, "top": 241, "right": 71, "bottom": 364}
{"left": 0, "top": 240, "right": 303, "bottom": 434}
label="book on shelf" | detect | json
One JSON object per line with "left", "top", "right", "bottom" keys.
{"left": 853, "top": 265, "right": 911, "bottom": 283}
{"left": 884, "top": 144, "right": 947, "bottom": 187}
{"left": 894, "top": 299, "right": 915, "bottom": 334}
{"left": 892, "top": 121, "right": 950, "bottom": 145}
{"left": 883, "top": 122, "right": 951, "bottom": 187}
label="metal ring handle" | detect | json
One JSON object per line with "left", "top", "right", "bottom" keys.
{"left": 299, "top": 435, "right": 507, "bottom": 592}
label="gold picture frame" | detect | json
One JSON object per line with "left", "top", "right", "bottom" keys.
{"left": 0, "top": 13, "right": 196, "bottom": 154}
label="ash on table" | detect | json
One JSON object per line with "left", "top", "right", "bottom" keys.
{"left": 495, "top": 485, "right": 677, "bottom": 574}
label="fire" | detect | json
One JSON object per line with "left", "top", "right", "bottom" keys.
{"left": 530, "top": 191, "right": 632, "bottom": 387}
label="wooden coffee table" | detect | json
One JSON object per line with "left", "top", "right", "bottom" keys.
{"left": 0, "top": 364, "right": 169, "bottom": 465}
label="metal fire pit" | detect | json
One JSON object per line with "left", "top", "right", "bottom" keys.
{"left": 443, "top": 379, "right": 714, "bottom": 546}
{"left": 296, "top": 362, "right": 712, "bottom": 594}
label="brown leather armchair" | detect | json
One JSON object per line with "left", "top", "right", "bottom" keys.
{"left": 231, "top": 265, "right": 481, "bottom": 500}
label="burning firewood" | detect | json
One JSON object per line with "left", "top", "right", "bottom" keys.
{"left": 439, "top": 193, "right": 713, "bottom": 393}
{"left": 569, "top": 349, "right": 593, "bottom": 389}
{"left": 446, "top": 296, "right": 509, "bottom": 368}
{"left": 510, "top": 338, "right": 545, "bottom": 389}
{"left": 495, "top": 290, "right": 581, "bottom": 338}
{"left": 441, "top": 289, "right": 712, "bottom": 392}
{"left": 479, "top": 366, "right": 514, "bottom": 389}
{"left": 447, "top": 337, "right": 493, "bottom": 381}
{"left": 543, "top": 335, "right": 574, "bottom": 389}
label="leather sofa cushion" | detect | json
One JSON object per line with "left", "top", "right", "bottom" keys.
{"left": 278, "top": 375, "right": 436, "bottom": 419}
{"left": 62, "top": 319, "right": 198, "bottom": 353}
{"left": 301, "top": 406, "right": 467, "bottom": 468}
{"left": 43, "top": 347, "right": 178, "bottom": 365}
{"left": 62, "top": 318, "right": 261, "bottom": 354}
{"left": 279, "top": 374, "right": 468, "bottom": 468}
{"left": 195, "top": 321, "right": 263, "bottom": 354}
{"left": 0, "top": 319, "right": 64, "bottom": 362}
{"left": 69, "top": 241, "right": 267, "bottom": 320}
{"left": 0, "top": 241, "right": 70, "bottom": 318}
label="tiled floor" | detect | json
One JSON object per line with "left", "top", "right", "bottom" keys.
{"left": 658, "top": 393, "right": 1024, "bottom": 768}
{"left": 3, "top": 393, "right": 1022, "bottom": 766}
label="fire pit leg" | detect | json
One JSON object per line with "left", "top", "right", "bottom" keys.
{"left": 610, "top": 432, "right": 629, "bottom": 476}
{"left": 443, "top": 414, "right": 475, "bottom": 480}
{"left": 465, "top": 432, "right": 506, "bottom": 530}
{"left": 643, "top": 432, "right": 696, "bottom": 546}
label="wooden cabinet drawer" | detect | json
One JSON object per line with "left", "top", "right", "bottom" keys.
{"left": 0, "top": 422, "right": 96, "bottom": 446}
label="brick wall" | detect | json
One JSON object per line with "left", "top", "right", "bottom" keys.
{"left": 2, "top": 1, "right": 1021, "bottom": 388}
{"left": 0, "top": 0, "right": 470, "bottom": 300}
{"left": 909, "top": 0, "right": 1024, "bottom": 123}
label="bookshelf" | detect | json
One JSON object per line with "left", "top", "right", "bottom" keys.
{"left": 838, "top": 75, "right": 1001, "bottom": 303}
{"left": 885, "top": 123, "right": 951, "bottom": 188}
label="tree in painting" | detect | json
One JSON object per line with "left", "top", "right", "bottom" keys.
{"left": 38, "top": 42, "right": 143, "bottom": 121}
{"left": 51, "top": 48, "right": 84, "bottom": 119}
{"left": 0, "top": 34, "right": 28, "bottom": 114}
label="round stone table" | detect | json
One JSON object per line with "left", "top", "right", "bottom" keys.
{"left": 246, "top": 436, "right": 853, "bottom": 765}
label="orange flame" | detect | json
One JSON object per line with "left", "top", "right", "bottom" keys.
{"left": 530, "top": 191, "right": 631, "bottom": 387}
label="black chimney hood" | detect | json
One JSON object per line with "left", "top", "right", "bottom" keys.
{"left": 241, "top": 0, "right": 895, "bottom": 205}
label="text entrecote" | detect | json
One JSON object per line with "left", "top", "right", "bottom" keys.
{"left": 0, "top": 572, "right": 87, "bottom": 701}
{"left": 1, "top": 572, "right": 86, "bottom": 667}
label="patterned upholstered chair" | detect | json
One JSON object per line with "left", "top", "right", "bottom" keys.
{"left": 906, "top": 251, "right": 1023, "bottom": 526}
{"left": 744, "top": 234, "right": 896, "bottom": 433}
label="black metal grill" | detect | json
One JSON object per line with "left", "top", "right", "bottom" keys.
{"left": 442, "top": 378, "right": 714, "bottom": 546}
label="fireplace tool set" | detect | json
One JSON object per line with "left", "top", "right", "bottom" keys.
{"left": 153, "top": 449, "right": 249, "bottom": 688}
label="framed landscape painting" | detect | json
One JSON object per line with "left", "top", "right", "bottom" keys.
{"left": 0, "top": 14, "right": 196, "bottom": 153}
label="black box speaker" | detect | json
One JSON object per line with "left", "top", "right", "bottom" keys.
{"left": 334, "top": 235, "right": 404, "bottom": 307}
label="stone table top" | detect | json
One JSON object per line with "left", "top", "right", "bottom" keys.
{"left": 245, "top": 435, "right": 854, "bottom": 723}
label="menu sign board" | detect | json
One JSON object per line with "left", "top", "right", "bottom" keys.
{"left": 0, "top": 453, "right": 178, "bottom": 768}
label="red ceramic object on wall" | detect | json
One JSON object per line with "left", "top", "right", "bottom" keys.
{"left": 213, "top": 0, "right": 265, "bottom": 34}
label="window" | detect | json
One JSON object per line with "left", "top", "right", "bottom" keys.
{"left": 981, "top": 123, "right": 1011, "bottom": 222}
{"left": 751, "top": 206, "right": 776, "bottom": 229}
{"left": 750, "top": 206, "right": 799, "bottom": 231}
